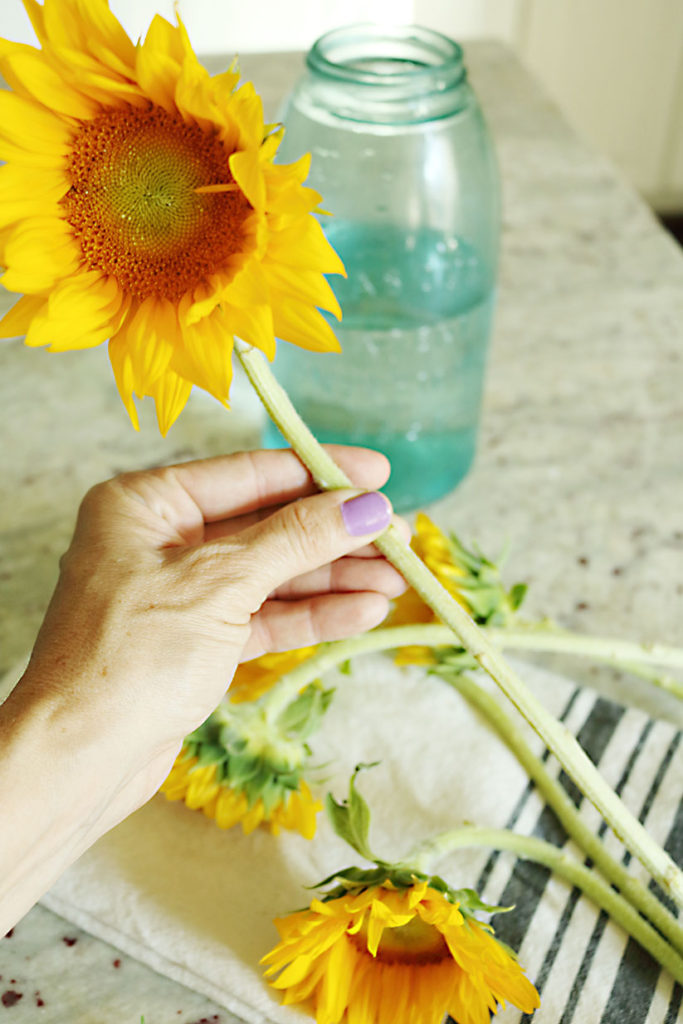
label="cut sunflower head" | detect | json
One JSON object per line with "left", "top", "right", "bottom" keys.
{"left": 262, "top": 876, "right": 540, "bottom": 1024}
{"left": 0, "top": 0, "right": 344, "bottom": 432}
{"left": 262, "top": 770, "right": 539, "bottom": 1024}
{"left": 390, "top": 513, "right": 527, "bottom": 665}
{"left": 160, "top": 683, "right": 332, "bottom": 839}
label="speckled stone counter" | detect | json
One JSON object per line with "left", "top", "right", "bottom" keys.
{"left": 1, "top": 43, "right": 682, "bottom": 1022}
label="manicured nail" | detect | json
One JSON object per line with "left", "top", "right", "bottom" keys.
{"left": 341, "top": 491, "right": 392, "bottom": 537}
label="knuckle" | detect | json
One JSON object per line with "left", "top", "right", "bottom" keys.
{"left": 285, "top": 500, "right": 330, "bottom": 561}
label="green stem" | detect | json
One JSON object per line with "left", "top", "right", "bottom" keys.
{"left": 262, "top": 623, "right": 683, "bottom": 717}
{"left": 236, "top": 342, "right": 683, "bottom": 910}
{"left": 404, "top": 825, "right": 683, "bottom": 984}
{"left": 488, "top": 625, "right": 683, "bottom": 700}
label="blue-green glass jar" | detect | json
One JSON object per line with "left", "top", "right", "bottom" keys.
{"left": 265, "top": 25, "right": 500, "bottom": 510}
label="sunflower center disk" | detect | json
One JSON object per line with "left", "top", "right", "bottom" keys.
{"left": 63, "top": 104, "right": 252, "bottom": 302}
{"left": 353, "top": 915, "right": 450, "bottom": 966}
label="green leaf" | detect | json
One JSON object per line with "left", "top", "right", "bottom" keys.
{"left": 509, "top": 582, "right": 528, "bottom": 611}
{"left": 325, "top": 763, "right": 380, "bottom": 863}
{"left": 325, "top": 792, "right": 360, "bottom": 853}
{"left": 278, "top": 685, "right": 335, "bottom": 740}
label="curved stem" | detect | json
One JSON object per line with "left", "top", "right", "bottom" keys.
{"left": 236, "top": 342, "right": 683, "bottom": 910}
{"left": 263, "top": 624, "right": 683, "bottom": 722}
{"left": 404, "top": 825, "right": 683, "bottom": 984}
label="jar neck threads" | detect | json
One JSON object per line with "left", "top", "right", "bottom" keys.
{"left": 304, "top": 24, "right": 469, "bottom": 125}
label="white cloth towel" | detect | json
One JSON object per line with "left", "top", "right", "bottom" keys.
{"left": 3, "top": 655, "right": 681, "bottom": 1023}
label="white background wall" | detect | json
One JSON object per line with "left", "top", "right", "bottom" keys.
{"left": 3, "top": 0, "right": 682, "bottom": 211}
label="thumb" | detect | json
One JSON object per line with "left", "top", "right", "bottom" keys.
{"left": 228, "top": 489, "right": 394, "bottom": 605}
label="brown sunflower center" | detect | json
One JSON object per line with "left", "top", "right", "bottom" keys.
{"left": 63, "top": 103, "right": 253, "bottom": 302}
{"left": 352, "top": 914, "right": 450, "bottom": 965}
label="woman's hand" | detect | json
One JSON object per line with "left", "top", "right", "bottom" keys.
{"left": 0, "top": 446, "right": 406, "bottom": 931}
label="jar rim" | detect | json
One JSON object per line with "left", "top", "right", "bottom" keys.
{"left": 306, "top": 23, "right": 465, "bottom": 87}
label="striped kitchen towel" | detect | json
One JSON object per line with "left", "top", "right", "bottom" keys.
{"left": 4, "top": 655, "right": 681, "bottom": 1023}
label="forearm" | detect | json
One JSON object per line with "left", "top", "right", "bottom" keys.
{"left": 0, "top": 663, "right": 159, "bottom": 934}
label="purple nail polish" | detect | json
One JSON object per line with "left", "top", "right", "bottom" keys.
{"left": 341, "top": 491, "right": 391, "bottom": 537}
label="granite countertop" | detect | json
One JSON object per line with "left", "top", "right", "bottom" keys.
{"left": 1, "top": 41, "right": 682, "bottom": 1023}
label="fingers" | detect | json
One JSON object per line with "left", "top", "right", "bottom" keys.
{"left": 216, "top": 489, "right": 395, "bottom": 610}
{"left": 161, "top": 445, "right": 391, "bottom": 523}
{"left": 242, "top": 592, "right": 391, "bottom": 660}
{"left": 270, "top": 556, "right": 407, "bottom": 601}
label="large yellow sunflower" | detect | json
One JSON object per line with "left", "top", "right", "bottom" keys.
{"left": 0, "top": 0, "right": 344, "bottom": 432}
{"left": 262, "top": 878, "right": 540, "bottom": 1024}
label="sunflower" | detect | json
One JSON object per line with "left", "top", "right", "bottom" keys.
{"left": 228, "top": 646, "right": 318, "bottom": 704}
{"left": 161, "top": 749, "right": 321, "bottom": 839}
{"left": 391, "top": 513, "right": 527, "bottom": 664}
{"left": 0, "top": 0, "right": 344, "bottom": 432}
{"left": 161, "top": 680, "right": 332, "bottom": 840}
{"left": 262, "top": 877, "right": 540, "bottom": 1024}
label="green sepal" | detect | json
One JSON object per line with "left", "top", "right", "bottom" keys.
{"left": 325, "top": 763, "right": 380, "bottom": 864}
{"left": 195, "top": 743, "right": 228, "bottom": 768}
{"left": 442, "top": 530, "right": 527, "bottom": 626}
{"left": 449, "top": 887, "right": 513, "bottom": 917}
{"left": 309, "top": 862, "right": 498, "bottom": 913}
{"left": 277, "top": 684, "right": 335, "bottom": 740}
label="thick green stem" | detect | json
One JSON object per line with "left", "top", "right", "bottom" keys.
{"left": 236, "top": 342, "right": 683, "bottom": 910}
{"left": 404, "top": 825, "right": 683, "bottom": 984}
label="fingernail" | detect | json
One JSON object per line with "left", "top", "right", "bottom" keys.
{"left": 341, "top": 491, "right": 392, "bottom": 537}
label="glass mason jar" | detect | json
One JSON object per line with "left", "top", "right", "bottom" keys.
{"left": 264, "top": 25, "right": 500, "bottom": 510}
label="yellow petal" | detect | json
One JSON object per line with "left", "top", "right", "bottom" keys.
{"left": 21, "top": 0, "right": 47, "bottom": 44}
{"left": 73, "top": 0, "right": 136, "bottom": 72}
{"left": 43, "top": 0, "right": 135, "bottom": 78}
{"left": 174, "top": 304, "right": 233, "bottom": 403}
{"left": 121, "top": 297, "right": 177, "bottom": 394}
{"left": 25, "top": 272, "right": 123, "bottom": 351}
{"left": 0, "top": 91, "right": 73, "bottom": 151}
{"left": 108, "top": 331, "right": 139, "bottom": 430}
{"left": 0, "top": 164, "right": 70, "bottom": 228}
{"left": 135, "top": 16, "right": 183, "bottom": 113}
{"left": 271, "top": 292, "right": 341, "bottom": 353}
{"left": 0, "top": 50, "right": 99, "bottom": 119}
{"left": 0, "top": 294, "right": 46, "bottom": 339}
{"left": 263, "top": 262, "right": 342, "bottom": 319}
{"left": 2, "top": 216, "right": 80, "bottom": 293}
{"left": 230, "top": 150, "right": 266, "bottom": 211}
{"left": 241, "top": 799, "right": 265, "bottom": 834}
{"left": 225, "top": 81, "right": 264, "bottom": 150}
{"left": 150, "top": 367, "right": 193, "bottom": 435}
{"left": 231, "top": 304, "right": 276, "bottom": 360}
{"left": 268, "top": 216, "right": 346, "bottom": 275}
{"left": 174, "top": 57, "right": 218, "bottom": 131}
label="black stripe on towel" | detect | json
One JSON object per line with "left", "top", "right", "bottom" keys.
{"left": 598, "top": 734, "right": 681, "bottom": 1023}
{"left": 474, "top": 687, "right": 581, "bottom": 897}
{"left": 536, "top": 718, "right": 654, "bottom": 1024}
{"left": 486, "top": 698, "right": 625, "bottom": 955}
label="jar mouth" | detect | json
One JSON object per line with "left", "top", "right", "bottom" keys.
{"left": 307, "top": 24, "right": 465, "bottom": 88}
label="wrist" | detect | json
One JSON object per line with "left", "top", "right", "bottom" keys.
{"left": 0, "top": 662, "right": 170, "bottom": 932}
